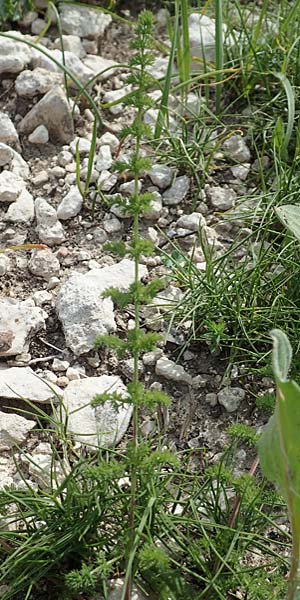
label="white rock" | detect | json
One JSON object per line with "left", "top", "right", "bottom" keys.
{"left": 103, "top": 217, "right": 122, "bottom": 234}
{"left": 0, "top": 366, "right": 62, "bottom": 402}
{"left": 0, "top": 33, "right": 32, "bottom": 74}
{"left": 5, "top": 188, "right": 35, "bottom": 223}
{"left": 32, "top": 290, "right": 52, "bottom": 306}
{"left": 143, "top": 192, "right": 163, "bottom": 220}
{"left": 102, "top": 85, "right": 132, "bottom": 115}
{"left": 15, "top": 67, "right": 63, "bottom": 96}
{"left": 0, "top": 171, "right": 26, "bottom": 203}
{"left": 60, "top": 4, "right": 112, "bottom": 38}
{"left": 70, "top": 136, "right": 91, "bottom": 156}
{"left": 62, "top": 375, "right": 131, "bottom": 447}
{"left": 50, "top": 49, "right": 94, "bottom": 85}
{"left": 0, "top": 298, "right": 46, "bottom": 356}
{"left": 0, "top": 255, "right": 9, "bottom": 276}
{"left": 188, "top": 14, "right": 232, "bottom": 65}
{"left": 206, "top": 185, "right": 236, "bottom": 211}
{"left": 28, "top": 125, "right": 49, "bottom": 144}
{"left": 0, "top": 144, "right": 13, "bottom": 167}
{"left": 28, "top": 248, "right": 60, "bottom": 280}
{"left": 57, "top": 186, "right": 83, "bottom": 220}
{"left": 0, "top": 412, "right": 36, "bottom": 450}
{"left": 147, "top": 56, "right": 171, "bottom": 80}
{"left": 218, "top": 387, "right": 245, "bottom": 412}
{"left": 3, "top": 145, "right": 30, "bottom": 179}
{"left": 35, "top": 197, "right": 65, "bottom": 246}
{"left": 95, "top": 144, "right": 113, "bottom": 171}
{"left": 163, "top": 175, "right": 190, "bottom": 205}
{"left": 18, "top": 86, "right": 74, "bottom": 144}
{"left": 58, "top": 149, "right": 73, "bottom": 166}
{"left": 22, "top": 441, "right": 66, "bottom": 488}
{"left": 56, "top": 259, "right": 148, "bottom": 355}
{"left": 0, "top": 112, "right": 19, "bottom": 145}
{"left": 155, "top": 357, "right": 192, "bottom": 384}
{"left": 119, "top": 180, "right": 142, "bottom": 196}
{"left": 54, "top": 34, "right": 85, "bottom": 58}
{"left": 52, "top": 358, "right": 70, "bottom": 372}
{"left": 230, "top": 163, "right": 250, "bottom": 181}
{"left": 98, "top": 132, "right": 119, "bottom": 152}
{"left": 31, "top": 17, "right": 47, "bottom": 35}
{"left": 83, "top": 54, "right": 117, "bottom": 81}
{"left": 176, "top": 212, "right": 206, "bottom": 231}
{"left": 0, "top": 457, "right": 15, "bottom": 490}
{"left": 148, "top": 164, "right": 173, "bottom": 189}
{"left": 223, "top": 135, "right": 251, "bottom": 163}
{"left": 98, "top": 170, "right": 117, "bottom": 191}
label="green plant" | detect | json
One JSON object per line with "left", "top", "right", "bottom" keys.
{"left": 0, "top": 0, "right": 32, "bottom": 23}
{"left": 258, "top": 329, "right": 300, "bottom": 599}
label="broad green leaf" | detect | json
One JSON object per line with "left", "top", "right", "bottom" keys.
{"left": 276, "top": 205, "right": 300, "bottom": 242}
{"left": 270, "top": 328, "right": 292, "bottom": 382}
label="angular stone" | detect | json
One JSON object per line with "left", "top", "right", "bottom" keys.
{"left": 62, "top": 375, "right": 132, "bottom": 447}
{"left": 218, "top": 386, "right": 245, "bottom": 412}
{"left": 0, "top": 33, "right": 32, "bottom": 74}
{"left": 155, "top": 357, "right": 192, "bottom": 384}
{"left": 0, "top": 112, "right": 19, "bottom": 145}
{"left": 35, "top": 197, "right": 65, "bottom": 246}
{"left": 223, "top": 134, "right": 251, "bottom": 163}
{"left": 0, "top": 366, "right": 62, "bottom": 403}
{"left": 56, "top": 259, "right": 148, "bottom": 355}
{"left": 0, "top": 411, "right": 36, "bottom": 450}
{"left": 188, "top": 14, "right": 232, "bottom": 65}
{"left": 83, "top": 54, "right": 117, "bottom": 81}
{"left": 28, "top": 248, "right": 60, "bottom": 280}
{"left": 0, "top": 298, "right": 46, "bottom": 356}
{"left": 60, "top": 4, "right": 112, "bottom": 38}
{"left": 163, "top": 175, "right": 190, "bottom": 205}
{"left": 57, "top": 186, "right": 83, "bottom": 220}
{"left": 15, "top": 67, "right": 63, "bottom": 96}
{"left": 0, "top": 144, "right": 30, "bottom": 179}
{"left": 18, "top": 86, "right": 74, "bottom": 144}
{"left": 206, "top": 185, "right": 236, "bottom": 211}
{"left": 148, "top": 164, "right": 173, "bottom": 189}
{"left": 176, "top": 212, "right": 206, "bottom": 231}
{"left": 54, "top": 34, "right": 85, "bottom": 58}
{"left": 28, "top": 125, "right": 49, "bottom": 144}
{"left": 5, "top": 189, "right": 35, "bottom": 223}
{"left": 0, "top": 171, "right": 26, "bottom": 203}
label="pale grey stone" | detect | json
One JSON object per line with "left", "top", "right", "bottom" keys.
{"left": 15, "top": 67, "right": 63, "bottom": 96}
{"left": 50, "top": 49, "right": 94, "bottom": 85}
{"left": 103, "top": 217, "right": 122, "bottom": 234}
{"left": 54, "top": 34, "right": 85, "bottom": 58}
{"left": 57, "top": 186, "right": 83, "bottom": 220}
{"left": 98, "top": 132, "right": 119, "bottom": 152}
{"left": 163, "top": 175, "right": 190, "bottom": 205}
{"left": 35, "top": 197, "right": 65, "bottom": 246}
{"left": 62, "top": 375, "right": 131, "bottom": 447}
{"left": 70, "top": 136, "right": 91, "bottom": 156}
{"left": 0, "top": 255, "right": 9, "bottom": 276}
{"left": 0, "top": 112, "right": 19, "bottom": 145}
{"left": 95, "top": 145, "right": 113, "bottom": 171}
{"left": 83, "top": 55, "right": 117, "bottom": 80}
{"left": 28, "top": 125, "right": 49, "bottom": 144}
{"left": 223, "top": 135, "right": 251, "bottom": 163}
{"left": 32, "top": 290, "right": 52, "bottom": 306}
{"left": 188, "top": 14, "right": 232, "bottom": 65}
{"left": 52, "top": 358, "right": 70, "bottom": 372}
{"left": 56, "top": 259, "right": 148, "bottom": 355}
{"left": 143, "top": 192, "right": 163, "bottom": 220}
{"left": 60, "top": 4, "right": 112, "bottom": 38}
{"left": 107, "top": 578, "right": 148, "bottom": 600}
{"left": 218, "top": 386, "right": 245, "bottom": 412}
{"left": 0, "top": 298, "right": 46, "bottom": 356}
{"left": 0, "top": 411, "right": 36, "bottom": 450}
{"left": 0, "top": 33, "right": 32, "bottom": 74}
{"left": 5, "top": 189, "right": 35, "bottom": 223}
{"left": 0, "top": 171, "right": 26, "bottom": 203}
{"left": 206, "top": 185, "right": 236, "bottom": 211}
{"left": 0, "top": 366, "right": 62, "bottom": 402}
{"left": 155, "top": 357, "right": 192, "bottom": 384}
{"left": 102, "top": 85, "right": 132, "bottom": 115}
{"left": 176, "top": 212, "right": 206, "bottom": 231}
{"left": 18, "top": 86, "right": 74, "bottom": 144}
{"left": 0, "top": 144, "right": 13, "bottom": 167}
{"left": 230, "top": 163, "right": 250, "bottom": 180}
{"left": 148, "top": 164, "right": 173, "bottom": 189}
{"left": 28, "top": 248, "right": 60, "bottom": 280}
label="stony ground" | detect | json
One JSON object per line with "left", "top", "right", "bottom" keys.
{"left": 0, "top": 4, "right": 272, "bottom": 509}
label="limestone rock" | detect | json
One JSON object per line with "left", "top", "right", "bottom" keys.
{"left": 15, "top": 67, "right": 63, "bottom": 96}
{"left": 0, "top": 411, "right": 36, "bottom": 450}
{"left": 5, "top": 189, "right": 35, "bottom": 223}
{"left": 0, "top": 171, "right": 26, "bottom": 203}
{"left": 0, "top": 33, "right": 32, "bottom": 74}
{"left": 35, "top": 197, "right": 65, "bottom": 245}
{"left": 60, "top": 4, "right": 112, "bottom": 38}
{"left": 28, "top": 125, "right": 49, "bottom": 144}
{"left": 188, "top": 14, "right": 232, "bottom": 65}
{"left": 18, "top": 86, "right": 74, "bottom": 144}
{"left": 83, "top": 54, "right": 117, "bottom": 81}
{"left": 0, "top": 298, "right": 46, "bottom": 356}
{"left": 56, "top": 259, "right": 148, "bottom": 355}
{"left": 223, "top": 134, "right": 251, "bottom": 163}
{"left": 57, "top": 186, "right": 83, "bottom": 220}
{"left": 28, "top": 248, "right": 60, "bottom": 280}
{"left": 155, "top": 357, "right": 192, "bottom": 384}
{"left": 0, "top": 143, "right": 30, "bottom": 179}
{"left": 163, "top": 175, "right": 190, "bottom": 205}
{"left": 0, "top": 366, "right": 62, "bottom": 403}
{"left": 218, "top": 386, "right": 245, "bottom": 412}
{"left": 62, "top": 375, "right": 131, "bottom": 447}
{"left": 0, "top": 112, "right": 19, "bottom": 145}
{"left": 148, "top": 164, "right": 173, "bottom": 189}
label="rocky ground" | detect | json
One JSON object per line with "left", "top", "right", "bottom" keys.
{"left": 0, "top": 4, "right": 272, "bottom": 503}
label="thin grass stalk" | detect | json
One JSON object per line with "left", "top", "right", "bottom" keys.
{"left": 215, "top": 0, "right": 224, "bottom": 114}
{"left": 154, "top": 12, "right": 178, "bottom": 139}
